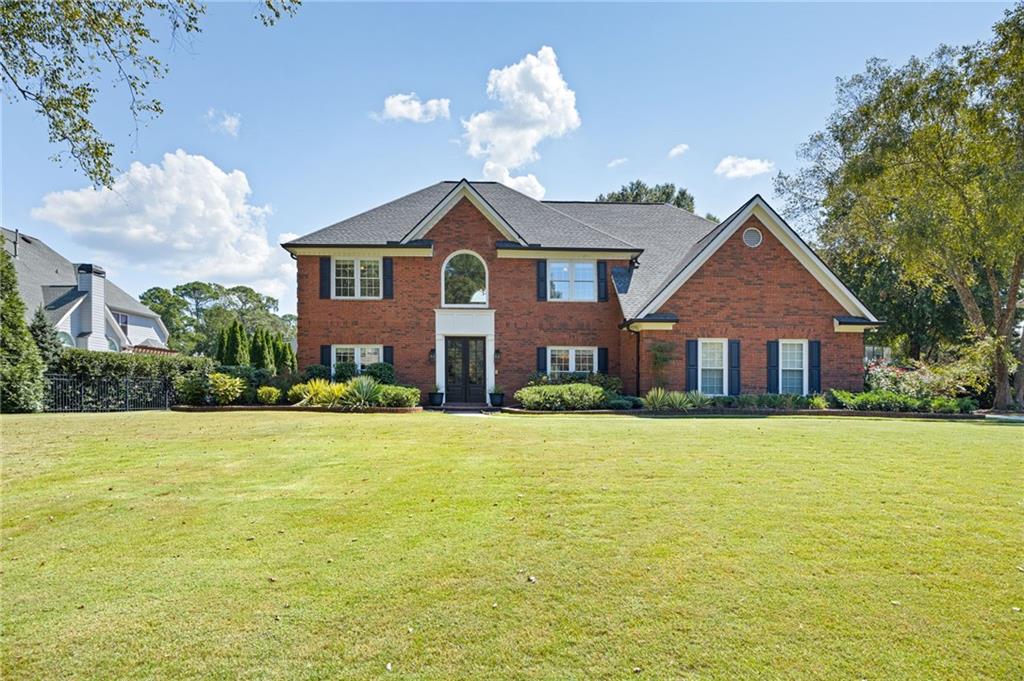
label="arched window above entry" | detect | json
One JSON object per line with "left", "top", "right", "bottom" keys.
{"left": 442, "top": 251, "right": 488, "bottom": 307}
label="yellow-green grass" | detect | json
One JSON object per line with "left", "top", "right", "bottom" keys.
{"left": 1, "top": 412, "right": 1021, "bottom": 679}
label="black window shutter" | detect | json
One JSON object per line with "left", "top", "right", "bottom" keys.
{"left": 382, "top": 257, "right": 394, "bottom": 299}
{"left": 597, "top": 347, "right": 608, "bottom": 374}
{"left": 767, "top": 340, "right": 779, "bottom": 393}
{"left": 597, "top": 261, "right": 608, "bottom": 302}
{"left": 320, "top": 344, "right": 331, "bottom": 368}
{"left": 319, "top": 257, "right": 331, "bottom": 299}
{"left": 536, "top": 347, "right": 547, "bottom": 372}
{"left": 685, "top": 339, "right": 698, "bottom": 391}
{"left": 536, "top": 260, "right": 547, "bottom": 301}
{"left": 808, "top": 340, "right": 821, "bottom": 393}
{"left": 728, "top": 339, "right": 741, "bottom": 395}
{"left": 383, "top": 345, "right": 394, "bottom": 366}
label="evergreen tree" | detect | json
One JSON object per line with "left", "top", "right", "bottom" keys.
{"left": 222, "top": 320, "right": 250, "bottom": 366}
{"left": 215, "top": 326, "right": 228, "bottom": 364}
{"left": 0, "top": 250, "right": 45, "bottom": 412}
{"left": 28, "top": 306, "right": 64, "bottom": 368}
{"left": 251, "top": 328, "right": 275, "bottom": 373}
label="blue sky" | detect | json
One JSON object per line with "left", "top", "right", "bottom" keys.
{"left": 2, "top": 2, "right": 1009, "bottom": 314}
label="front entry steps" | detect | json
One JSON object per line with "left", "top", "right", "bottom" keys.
{"left": 425, "top": 403, "right": 500, "bottom": 414}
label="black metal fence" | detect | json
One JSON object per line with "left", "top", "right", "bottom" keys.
{"left": 43, "top": 374, "right": 172, "bottom": 412}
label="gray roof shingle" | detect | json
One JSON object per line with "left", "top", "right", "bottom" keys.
{"left": 284, "top": 180, "right": 730, "bottom": 318}
{"left": 2, "top": 227, "right": 163, "bottom": 324}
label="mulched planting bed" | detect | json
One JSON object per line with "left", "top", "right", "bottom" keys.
{"left": 171, "top": 405, "right": 422, "bottom": 413}
{"left": 501, "top": 407, "right": 983, "bottom": 419}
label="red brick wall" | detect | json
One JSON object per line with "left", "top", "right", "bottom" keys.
{"left": 297, "top": 198, "right": 629, "bottom": 397}
{"left": 627, "top": 215, "right": 864, "bottom": 394}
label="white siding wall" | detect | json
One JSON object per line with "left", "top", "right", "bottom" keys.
{"left": 123, "top": 313, "right": 167, "bottom": 346}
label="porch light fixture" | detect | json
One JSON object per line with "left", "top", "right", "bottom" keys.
{"left": 428, "top": 348, "right": 436, "bottom": 363}
{"left": 494, "top": 349, "right": 501, "bottom": 362}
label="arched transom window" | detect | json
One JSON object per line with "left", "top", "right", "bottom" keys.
{"left": 443, "top": 251, "right": 488, "bottom": 307}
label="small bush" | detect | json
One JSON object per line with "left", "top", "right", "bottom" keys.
{"left": 257, "top": 386, "right": 282, "bottom": 405}
{"left": 361, "top": 362, "right": 396, "bottom": 385}
{"left": 173, "top": 372, "right": 209, "bottom": 405}
{"left": 666, "top": 390, "right": 691, "bottom": 411}
{"left": 514, "top": 383, "right": 606, "bottom": 411}
{"left": 735, "top": 394, "right": 759, "bottom": 408}
{"left": 956, "top": 397, "right": 979, "bottom": 414}
{"left": 641, "top": 387, "right": 671, "bottom": 411}
{"left": 208, "top": 372, "right": 245, "bottom": 405}
{"left": 332, "top": 362, "right": 358, "bottom": 382}
{"left": 605, "top": 397, "right": 634, "bottom": 410}
{"left": 292, "top": 378, "right": 346, "bottom": 407}
{"left": 302, "top": 364, "right": 331, "bottom": 381}
{"left": 524, "top": 371, "right": 623, "bottom": 393}
{"left": 339, "top": 375, "right": 383, "bottom": 410}
{"left": 377, "top": 385, "right": 420, "bottom": 408}
{"left": 686, "top": 391, "right": 713, "bottom": 408}
{"left": 807, "top": 394, "right": 829, "bottom": 410}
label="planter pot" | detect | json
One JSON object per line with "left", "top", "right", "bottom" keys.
{"left": 489, "top": 393, "right": 505, "bottom": 407}
{"left": 427, "top": 392, "right": 444, "bottom": 407}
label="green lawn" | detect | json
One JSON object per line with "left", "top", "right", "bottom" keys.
{"left": 1, "top": 412, "right": 1021, "bottom": 679}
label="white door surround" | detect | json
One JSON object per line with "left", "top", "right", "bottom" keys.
{"left": 434, "top": 308, "right": 495, "bottom": 404}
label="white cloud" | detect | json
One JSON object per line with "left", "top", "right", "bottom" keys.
{"left": 606, "top": 157, "right": 628, "bottom": 168}
{"left": 31, "top": 149, "right": 295, "bottom": 303}
{"left": 378, "top": 93, "right": 451, "bottom": 123}
{"left": 206, "top": 108, "right": 241, "bottom": 137}
{"left": 668, "top": 143, "right": 689, "bottom": 159}
{"left": 714, "top": 155, "right": 775, "bottom": 179}
{"left": 463, "top": 46, "right": 580, "bottom": 200}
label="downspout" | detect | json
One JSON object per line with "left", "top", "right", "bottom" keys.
{"left": 623, "top": 323, "right": 641, "bottom": 396}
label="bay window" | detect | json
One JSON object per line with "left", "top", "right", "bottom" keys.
{"left": 334, "top": 257, "right": 381, "bottom": 299}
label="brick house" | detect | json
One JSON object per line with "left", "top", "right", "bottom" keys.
{"left": 283, "top": 180, "right": 878, "bottom": 404}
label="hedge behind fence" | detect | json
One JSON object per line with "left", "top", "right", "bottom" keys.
{"left": 52, "top": 349, "right": 215, "bottom": 381}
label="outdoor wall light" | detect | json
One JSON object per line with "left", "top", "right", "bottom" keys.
{"left": 428, "top": 349, "right": 436, "bottom": 363}
{"left": 494, "top": 349, "right": 501, "bottom": 362}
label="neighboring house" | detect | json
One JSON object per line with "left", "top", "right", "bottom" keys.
{"left": 3, "top": 227, "right": 170, "bottom": 353}
{"left": 283, "top": 180, "right": 879, "bottom": 404}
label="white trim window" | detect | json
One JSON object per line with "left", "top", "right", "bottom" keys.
{"left": 698, "top": 338, "right": 728, "bottom": 396}
{"left": 112, "top": 311, "right": 129, "bottom": 336}
{"left": 779, "top": 339, "right": 808, "bottom": 395}
{"left": 333, "top": 344, "right": 383, "bottom": 373}
{"left": 547, "top": 261, "right": 597, "bottom": 301}
{"left": 333, "top": 257, "right": 381, "bottom": 299}
{"left": 442, "top": 250, "right": 488, "bottom": 307}
{"left": 548, "top": 346, "right": 597, "bottom": 375}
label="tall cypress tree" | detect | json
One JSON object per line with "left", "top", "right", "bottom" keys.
{"left": 0, "top": 250, "right": 45, "bottom": 412}
{"left": 29, "top": 306, "right": 64, "bottom": 369}
{"left": 222, "top": 320, "right": 249, "bottom": 366}
{"left": 215, "top": 326, "right": 228, "bottom": 364}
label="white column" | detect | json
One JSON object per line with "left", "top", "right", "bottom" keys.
{"left": 435, "top": 334, "right": 445, "bottom": 400}
{"left": 485, "top": 333, "right": 496, "bottom": 406}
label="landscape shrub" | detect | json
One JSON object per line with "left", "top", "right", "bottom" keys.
{"left": 207, "top": 372, "right": 245, "bottom": 405}
{"left": 173, "top": 372, "right": 209, "bottom": 405}
{"left": 301, "top": 364, "right": 331, "bottom": 381}
{"left": 52, "top": 348, "right": 214, "bottom": 381}
{"left": 218, "top": 365, "right": 273, "bottom": 403}
{"left": 865, "top": 360, "right": 964, "bottom": 399}
{"left": 524, "top": 371, "right": 624, "bottom": 394}
{"left": 377, "top": 385, "right": 421, "bottom": 408}
{"left": 331, "top": 361, "right": 358, "bottom": 382}
{"left": 604, "top": 397, "right": 634, "bottom": 410}
{"left": 339, "top": 375, "right": 383, "bottom": 410}
{"left": 292, "top": 378, "right": 346, "bottom": 407}
{"left": 514, "top": 383, "right": 606, "bottom": 411}
{"left": 828, "top": 388, "right": 975, "bottom": 413}
{"left": 807, "top": 394, "right": 829, "bottom": 410}
{"left": 686, "top": 390, "right": 713, "bottom": 408}
{"left": 256, "top": 386, "right": 282, "bottom": 405}
{"left": 641, "top": 387, "right": 671, "bottom": 411}
{"left": 666, "top": 390, "right": 691, "bottom": 411}
{"left": 361, "top": 362, "right": 396, "bottom": 385}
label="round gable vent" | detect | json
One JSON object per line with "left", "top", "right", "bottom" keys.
{"left": 742, "top": 227, "right": 763, "bottom": 248}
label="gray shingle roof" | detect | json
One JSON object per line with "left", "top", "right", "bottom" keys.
{"left": 2, "top": 227, "right": 163, "bottom": 324}
{"left": 283, "top": 180, "right": 731, "bottom": 318}
{"left": 543, "top": 201, "right": 718, "bottom": 318}
{"left": 285, "top": 181, "right": 639, "bottom": 251}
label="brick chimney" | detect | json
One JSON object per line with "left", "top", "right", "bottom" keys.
{"left": 76, "top": 264, "right": 109, "bottom": 351}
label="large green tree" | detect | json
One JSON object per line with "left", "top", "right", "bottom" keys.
{"left": 597, "top": 180, "right": 696, "bottom": 212}
{"left": 0, "top": 250, "right": 45, "bottom": 412}
{"left": 140, "top": 286, "right": 194, "bottom": 353}
{"left": 775, "top": 5, "right": 1024, "bottom": 407}
{"left": 0, "top": 0, "right": 299, "bottom": 187}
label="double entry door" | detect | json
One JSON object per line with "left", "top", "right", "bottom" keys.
{"left": 445, "top": 337, "right": 486, "bottom": 403}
